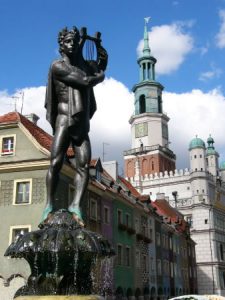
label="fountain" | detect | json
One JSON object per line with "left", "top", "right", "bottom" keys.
{"left": 4, "top": 26, "right": 114, "bottom": 299}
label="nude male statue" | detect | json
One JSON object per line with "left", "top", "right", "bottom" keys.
{"left": 43, "top": 26, "right": 108, "bottom": 226}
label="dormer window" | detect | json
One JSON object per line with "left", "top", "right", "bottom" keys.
{"left": 1, "top": 135, "right": 16, "bottom": 156}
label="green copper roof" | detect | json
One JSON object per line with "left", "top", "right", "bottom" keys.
{"left": 207, "top": 135, "right": 214, "bottom": 144}
{"left": 143, "top": 17, "right": 151, "bottom": 57}
{"left": 206, "top": 148, "right": 217, "bottom": 155}
{"left": 220, "top": 161, "right": 225, "bottom": 170}
{"left": 189, "top": 137, "right": 205, "bottom": 150}
{"left": 206, "top": 134, "right": 217, "bottom": 156}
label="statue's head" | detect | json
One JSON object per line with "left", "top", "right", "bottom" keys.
{"left": 58, "top": 26, "right": 80, "bottom": 56}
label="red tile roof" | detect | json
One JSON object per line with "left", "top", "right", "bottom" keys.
{"left": 118, "top": 176, "right": 141, "bottom": 198}
{"left": 0, "top": 112, "right": 52, "bottom": 151}
{"left": 0, "top": 112, "right": 75, "bottom": 156}
{"left": 152, "top": 199, "right": 188, "bottom": 233}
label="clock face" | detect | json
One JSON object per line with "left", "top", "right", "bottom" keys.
{"left": 135, "top": 123, "right": 148, "bottom": 138}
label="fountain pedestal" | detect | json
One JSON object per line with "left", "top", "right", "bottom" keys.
{"left": 5, "top": 210, "right": 114, "bottom": 298}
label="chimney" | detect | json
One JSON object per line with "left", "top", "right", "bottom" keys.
{"left": 24, "top": 113, "right": 40, "bottom": 125}
{"left": 102, "top": 160, "right": 118, "bottom": 181}
{"left": 156, "top": 192, "right": 165, "bottom": 200}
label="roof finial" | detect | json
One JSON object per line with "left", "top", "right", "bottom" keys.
{"left": 143, "top": 17, "right": 151, "bottom": 56}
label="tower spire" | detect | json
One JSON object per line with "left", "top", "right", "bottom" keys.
{"left": 143, "top": 17, "right": 151, "bottom": 56}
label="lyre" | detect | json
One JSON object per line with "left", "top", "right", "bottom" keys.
{"left": 79, "top": 27, "right": 108, "bottom": 73}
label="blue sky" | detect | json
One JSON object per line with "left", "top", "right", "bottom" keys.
{"left": 1, "top": 0, "right": 225, "bottom": 173}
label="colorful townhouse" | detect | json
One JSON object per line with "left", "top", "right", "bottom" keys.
{"left": 0, "top": 110, "right": 196, "bottom": 300}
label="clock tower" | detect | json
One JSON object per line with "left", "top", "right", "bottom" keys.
{"left": 124, "top": 19, "right": 176, "bottom": 186}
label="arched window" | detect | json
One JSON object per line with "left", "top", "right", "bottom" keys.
{"left": 139, "top": 95, "right": 146, "bottom": 114}
{"left": 142, "top": 159, "right": 148, "bottom": 175}
{"left": 151, "top": 160, "right": 155, "bottom": 171}
{"left": 127, "top": 160, "right": 134, "bottom": 178}
{"left": 158, "top": 95, "right": 162, "bottom": 113}
{"left": 220, "top": 244, "right": 224, "bottom": 260}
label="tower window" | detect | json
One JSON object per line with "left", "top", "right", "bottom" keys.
{"left": 139, "top": 95, "right": 146, "bottom": 114}
{"left": 151, "top": 161, "right": 154, "bottom": 171}
{"left": 158, "top": 96, "right": 162, "bottom": 113}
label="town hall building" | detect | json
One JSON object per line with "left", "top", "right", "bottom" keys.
{"left": 124, "top": 19, "right": 225, "bottom": 296}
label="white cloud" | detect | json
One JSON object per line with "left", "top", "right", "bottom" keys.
{"left": 164, "top": 88, "right": 225, "bottom": 167}
{"left": 216, "top": 9, "right": 225, "bottom": 48}
{"left": 90, "top": 77, "right": 133, "bottom": 167}
{"left": 137, "top": 23, "right": 194, "bottom": 75}
{"left": 1, "top": 82, "right": 225, "bottom": 173}
{"left": 199, "top": 65, "right": 222, "bottom": 81}
{"left": 0, "top": 79, "right": 133, "bottom": 171}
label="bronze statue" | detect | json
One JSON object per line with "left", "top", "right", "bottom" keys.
{"left": 43, "top": 26, "right": 108, "bottom": 226}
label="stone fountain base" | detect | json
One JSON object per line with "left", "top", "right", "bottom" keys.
{"left": 5, "top": 210, "right": 114, "bottom": 298}
{"left": 15, "top": 296, "right": 104, "bottom": 300}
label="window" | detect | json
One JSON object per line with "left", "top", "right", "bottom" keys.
{"left": 149, "top": 228, "right": 153, "bottom": 240}
{"left": 163, "top": 260, "right": 168, "bottom": 275}
{"left": 1, "top": 135, "right": 16, "bottom": 156}
{"left": 117, "top": 244, "right": 123, "bottom": 265}
{"left": 90, "top": 198, "right": 97, "bottom": 220}
{"left": 162, "top": 234, "right": 166, "bottom": 248}
{"left": 173, "top": 240, "right": 177, "bottom": 253}
{"left": 220, "top": 271, "right": 225, "bottom": 289}
{"left": 165, "top": 236, "right": 168, "bottom": 249}
{"left": 174, "top": 262, "right": 177, "bottom": 277}
{"left": 135, "top": 218, "right": 140, "bottom": 233}
{"left": 142, "top": 224, "right": 146, "bottom": 236}
{"left": 136, "top": 250, "right": 141, "bottom": 268}
{"left": 150, "top": 257, "right": 154, "bottom": 271}
{"left": 157, "top": 259, "right": 162, "bottom": 275}
{"left": 189, "top": 267, "right": 192, "bottom": 278}
{"left": 139, "top": 95, "right": 146, "bottom": 114}
{"left": 13, "top": 179, "right": 32, "bottom": 205}
{"left": 125, "top": 213, "right": 130, "bottom": 227}
{"left": 170, "top": 262, "right": 174, "bottom": 277}
{"left": 156, "top": 232, "right": 161, "bottom": 246}
{"left": 125, "top": 246, "right": 131, "bottom": 266}
{"left": 185, "top": 215, "right": 193, "bottom": 228}
{"left": 9, "top": 225, "right": 31, "bottom": 244}
{"left": 220, "top": 244, "right": 224, "bottom": 261}
{"left": 152, "top": 161, "right": 154, "bottom": 171}
{"left": 104, "top": 206, "right": 110, "bottom": 224}
{"left": 143, "top": 255, "right": 148, "bottom": 272}
{"left": 117, "top": 209, "right": 122, "bottom": 225}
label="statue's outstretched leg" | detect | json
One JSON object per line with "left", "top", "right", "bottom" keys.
{"left": 42, "top": 121, "right": 70, "bottom": 221}
{"left": 68, "top": 137, "right": 91, "bottom": 227}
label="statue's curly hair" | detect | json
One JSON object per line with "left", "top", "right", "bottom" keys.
{"left": 58, "top": 26, "right": 80, "bottom": 54}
